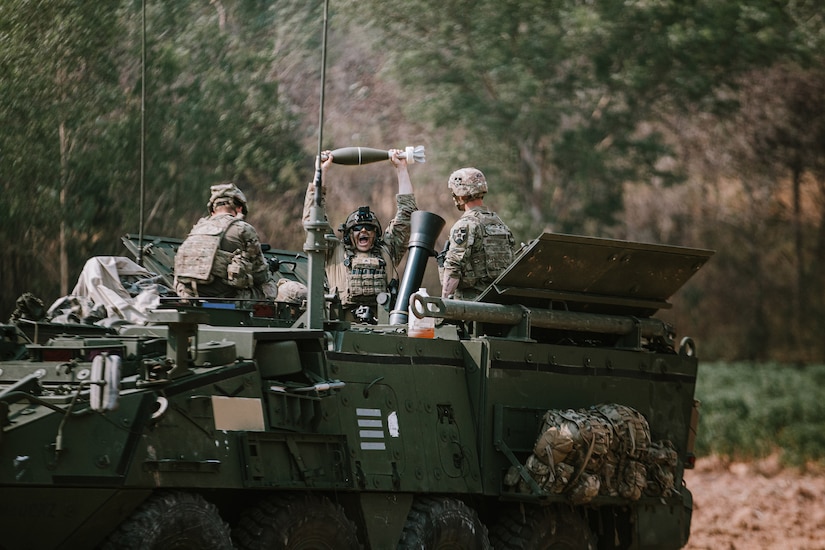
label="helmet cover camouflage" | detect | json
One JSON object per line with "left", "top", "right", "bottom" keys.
{"left": 448, "top": 168, "right": 488, "bottom": 199}
{"left": 341, "top": 206, "right": 382, "bottom": 234}
{"left": 208, "top": 182, "right": 248, "bottom": 215}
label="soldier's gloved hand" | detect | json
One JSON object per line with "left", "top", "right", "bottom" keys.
{"left": 436, "top": 241, "right": 449, "bottom": 268}
{"left": 436, "top": 251, "right": 446, "bottom": 268}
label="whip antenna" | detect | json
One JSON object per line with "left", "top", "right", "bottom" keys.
{"left": 314, "top": 0, "right": 329, "bottom": 202}
{"left": 303, "top": 0, "right": 331, "bottom": 329}
{"left": 137, "top": 0, "right": 146, "bottom": 265}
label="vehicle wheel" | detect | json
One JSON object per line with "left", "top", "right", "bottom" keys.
{"left": 233, "top": 493, "right": 360, "bottom": 549}
{"left": 100, "top": 491, "right": 232, "bottom": 550}
{"left": 397, "top": 496, "right": 491, "bottom": 549}
{"left": 489, "top": 505, "right": 596, "bottom": 550}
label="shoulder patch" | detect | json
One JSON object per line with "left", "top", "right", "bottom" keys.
{"left": 451, "top": 226, "right": 468, "bottom": 246}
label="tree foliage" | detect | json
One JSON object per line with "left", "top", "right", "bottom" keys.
{"left": 135, "top": 2, "right": 308, "bottom": 237}
{"left": 1, "top": 1, "right": 825, "bottom": 364}
{"left": 696, "top": 362, "right": 825, "bottom": 464}
{"left": 0, "top": 0, "right": 124, "bottom": 293}
{"left": 0, "top": 1, "right": 309, "bottom": 312}
{"left": 341, "top": 0, "right": 819, "bottom": 237}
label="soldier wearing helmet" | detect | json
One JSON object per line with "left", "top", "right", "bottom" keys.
{"left": 303, "top": 149, "right": 418, "bottom": 323}
{"left": 174, "top": 182, "right": 277, "bottom": 299}
{"left": 439, "top": 167, "right": 515, "bottom": 300}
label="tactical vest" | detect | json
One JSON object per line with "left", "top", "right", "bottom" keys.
{"left": 344, "top": 250, "right": 389, "bottom": 304}
{"left": 464, "top": 211, "right": 515, "bottom": 286}
{"left": 174, "top": 215, "right": 242, "bottom": 286}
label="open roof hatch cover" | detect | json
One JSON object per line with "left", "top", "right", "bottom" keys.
{"left": 477, "top": 232, "right": 714, "bottom": 317}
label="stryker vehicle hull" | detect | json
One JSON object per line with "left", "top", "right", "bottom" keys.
{"left": 0, "top": 231, "right": 711, "bottom": 549}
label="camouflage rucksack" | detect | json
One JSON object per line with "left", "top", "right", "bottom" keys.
{"left": 645, "top": 440, "right": 678, "bottom": 497}
{"left": 506, "top": 403, "right": 674, "bottom": 504}
{"left": 593, "top": 403, "right": 651, "bottom": 499}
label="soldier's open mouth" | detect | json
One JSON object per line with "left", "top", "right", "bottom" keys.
{"left": 358, "top": 235, "right": 370, "bottom": 245}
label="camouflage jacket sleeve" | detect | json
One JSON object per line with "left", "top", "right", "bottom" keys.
{"left": 383, "top": 193, "right": 418, "bottom": 265}
{"left": 302, "top": 180, "right": 337, "bottom": 259}
{"left": 302, "top": 180, "right": 330, "bottom": 226}
{"left": 441, "top": 214, "right": 480, "bottom": 287}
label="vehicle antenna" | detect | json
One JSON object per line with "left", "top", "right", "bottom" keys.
{"left": 303, "top": 0, "right": 331, "bottom": 329}
{"left": 137, "top": 0, "right": 147, "bottom": 266}
{"left": 314, "top": 0, "right": 328, "bottom": 187}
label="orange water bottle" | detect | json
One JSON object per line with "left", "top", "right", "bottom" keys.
{"left": 408, "top": 288, "right": 435, "bottom": 338}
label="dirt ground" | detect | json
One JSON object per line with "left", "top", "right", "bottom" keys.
{"left": 683, "top": 455, "right": 825, "bottom": 550}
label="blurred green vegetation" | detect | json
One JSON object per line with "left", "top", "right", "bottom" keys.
{"left": 695, "top": 361, "right": 825, "bottom": 466}
{"left": 2, "top": 1, "right": 825, "bottom": 364}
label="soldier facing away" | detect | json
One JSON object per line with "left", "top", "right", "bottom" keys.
{"left": 174, "top": 183, "right": 277, "bottom": 300}
{"left": 304, "top": 149, "right": 418, "bottom": 323}
{"left": 439, "top": 167, "right": 515, "bottom": 300}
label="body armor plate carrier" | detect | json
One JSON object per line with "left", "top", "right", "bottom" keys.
{"left": 175, "top": 216, "right": 239, "bottom": 283}
{"left": 345, "top": 252, "right": 388, "bottom": 303}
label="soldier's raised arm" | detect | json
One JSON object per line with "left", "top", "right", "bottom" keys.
{"left": 303, "top": 150, "right": 335, "bottom": 227}
{"left": 389, "top": 148, "right": 412, "bottom": 195}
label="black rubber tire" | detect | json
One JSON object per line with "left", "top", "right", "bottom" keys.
{"left": 232, "top": 493, "right": 360, "bottom": 549}
{"left": 489, "top": 505, "right": 597, "bottom": 550}
{"left": 397, "top": 496, "right": 491, "bottom": 549}
{"left": 100, "top": 491, "right": 232, "bottom": 550}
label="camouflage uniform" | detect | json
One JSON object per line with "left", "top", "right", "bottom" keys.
{"left": 276, "top": 279, "right": 307, "bottom": 305}
{"left": 175, "top": 184, "right": 276, "bottom": 300}
{"left": 441, "top": 206, "right": 515, "bottom": 300}
{"left": 440, "top": 167, "right": 515, "bottom": 300}
{"left": 302, "top": 180, "right": 417, "bottom": 312}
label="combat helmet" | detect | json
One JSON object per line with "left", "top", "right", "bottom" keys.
{"left": 208, "top": 182, "right": 248, "bottom": 216}
{"left": 448, "top": 167, "right": 487, "bottom": 209}
{"left": 339, "top": 206, "right": 382, "bottom": 247}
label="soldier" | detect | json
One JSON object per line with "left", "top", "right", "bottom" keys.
{"left": 303, "top": 149, "right": 417, "bottom": 323}
{"left": 439, "top": 167, "right": 515, "bottom": 300}
{"left": 174, "top": 182, "right": 277, "bottom": 300}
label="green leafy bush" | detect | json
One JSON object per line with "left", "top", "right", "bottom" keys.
{"left": 696, "top": 362, "right": 825, "bottom": 465}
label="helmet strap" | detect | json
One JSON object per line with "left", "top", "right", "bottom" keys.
{"left": 452, "top": 194, "right": 465, "bottom": 212}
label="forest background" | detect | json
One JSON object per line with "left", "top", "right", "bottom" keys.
{"left": 2, "top": 0, "right": 825, "bottom": 370}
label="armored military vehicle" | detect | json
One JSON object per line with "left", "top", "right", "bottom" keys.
{"left": 0, "top": 201, "right": 712, "bottom": 549}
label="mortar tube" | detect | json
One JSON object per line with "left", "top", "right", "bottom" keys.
{"left": 389, "top": 211, "right": 445, "bottom": 325}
